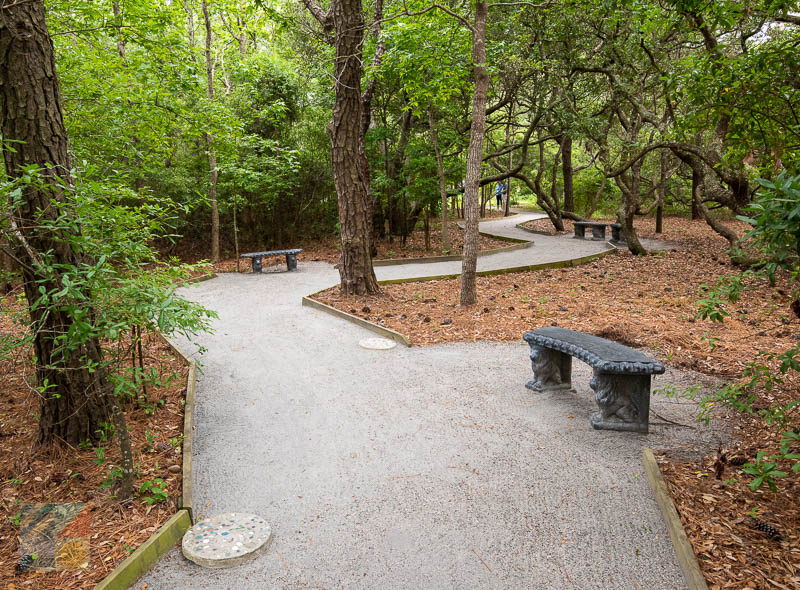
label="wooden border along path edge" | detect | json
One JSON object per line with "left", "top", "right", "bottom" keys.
{"left": 304, "top": 249, "right": 613, "bottom": 344}
{"left": 93, "top": 339, "right": 197, "bottom": 590}
{"left": 373, "top": 237, "right": 531, "bottom": 267}
{"left": 159, "top": 333, "right": 198, "bottom": 517}
{"left": 302, "top": 296, "right": 411, "bottom": 347}
{"left": 93, "top": 509, "right": 192, "bottom": 590}
{"left": 642, "top": 448, "right": 709, "bottom": 590}
{"left": 93, "top": 274, "right": 215, "bottom": 589}
{"left": 378, "top": 249, "right": 613, "bottom": 285}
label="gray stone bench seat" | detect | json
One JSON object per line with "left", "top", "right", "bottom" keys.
{"left": 523, "top": 327, "right": 665, "bottom": 433}
{"left": 573, "top": 221, "right": 609, "bottom": 240}
{"left": 573, "top": 221, "right": 624, "bottom": 243}
{"left": 240, "top": 249, "right": 303, "bottom": 273}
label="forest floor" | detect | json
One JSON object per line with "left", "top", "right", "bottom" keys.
{"left": 0, "top": 305, "right": 189, "bottom": 590}
{"left": 313, "top": 216, "right": 800, "bottom": 589}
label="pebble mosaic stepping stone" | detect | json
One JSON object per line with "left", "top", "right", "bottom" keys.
{"left": 359, "top": 337, "right": 397, "bottom": 350}
{"left": 182, "top": 513, "right": 272, "bottom": 568}
{"left": 17, "top": 503, "right": 90, "bottom": 572}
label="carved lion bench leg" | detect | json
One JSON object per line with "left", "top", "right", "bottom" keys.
{"left": 251, "top": 257, "right": 263, "bottom": 273}
{"left": 589, "top": 371, "right": 651, "bottom": 433}
{"left": 525, "top": 345, "right": 572, "bottom": 392}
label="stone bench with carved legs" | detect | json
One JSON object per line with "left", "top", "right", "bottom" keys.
{"left": 523, "top": 327, "right": 665, "bottom": 433}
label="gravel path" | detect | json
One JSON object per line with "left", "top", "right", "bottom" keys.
{"left": 139, "top": 216, "right": 711, "bottom": 590}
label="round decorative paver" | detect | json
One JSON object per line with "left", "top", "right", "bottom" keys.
{"left": 181, "top": 513, "right": 272, "bottom": 569}
{"left": 359, "top": 337, "right": 398, "bottom": 350}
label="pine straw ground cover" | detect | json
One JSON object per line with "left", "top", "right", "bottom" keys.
{"left": 314, "top": 217, "right": 800, "bottom": 589}
{"left": 0, "top": 298, "right": 189, "bottom": 589}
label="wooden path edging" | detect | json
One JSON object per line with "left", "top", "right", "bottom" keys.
{"left": 373, "top": 239, "right": 530, "bottom": 267}
{"left": 642, "top": 448, "right": 709, "bottom": 590}
{"left": 94, "top": 292, "right": 206, "bottom": 590}
{"left": 377, "top": 248, "right": 614, "bottom": 285}
{"left": 304, "top": 249, "right": 614, "bottom": 344}
{"left": 301, "top": 296, "right": 411, "bottom": 347}
{"left": 93, "top": 509, "right": 191, "bottom": 590}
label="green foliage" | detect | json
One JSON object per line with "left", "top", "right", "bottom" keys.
{"left": 742, "top": 452, "right": 787, "bottom": 492}
{"left": 696, "top": 274, "right": 746, "bottom": 322}
{"left": 100, "top": 466, "right": 125, "bottom": 490}
{"left": 739, "top": 173, "right": 800, "bottom": 280}
{"left": 139, "top": 478, "right": 169, "bottom": 505}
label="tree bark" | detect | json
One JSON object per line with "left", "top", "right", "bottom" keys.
{"left": 690, "top": 168, "right": 702, "bottom": 220}
{"left": 428, "top": 107, "right": 450, "bottom": 252}
{"left": 329, "top": 0, "right": 379, "bottom": 294}
{"left": 561, "top": 134, "right": 574, "bottom": 212}
{"left": 112, "top": 1, "right": 126, "bottom": 58}
{"left": 459, "top": 0, "right": 489, "bottom": 306}
{"left": 0, "top": 0, "right": 113, "bottom": 444}
{"left": 202, "top": 0, "right": 220, "bottom": 262}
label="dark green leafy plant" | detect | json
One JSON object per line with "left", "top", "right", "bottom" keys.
{"left": 742, "top": 452, "right": 787, "bottom": 492}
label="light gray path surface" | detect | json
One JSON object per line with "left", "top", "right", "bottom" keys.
{"left": 140, "top": 216, "right": 708, "bottom": 590}
{"left": 375, "top": 210, "right": 669, "bottom": 282}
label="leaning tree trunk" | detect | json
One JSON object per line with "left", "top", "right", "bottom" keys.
{"left": 0, "top": 0, "right": 113, "bottom": 444}
{"left": 330, "top": 0, "right": 380, "bottom": 294}
{"left": 459, "top": 0, "right": 489, "bottom": 306}
{"left": 614, "top": 164, "right": 648, "bottom": 256}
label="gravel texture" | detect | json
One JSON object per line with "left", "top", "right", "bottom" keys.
{"left": 139, "top": 253, "right": 722, "bottom": 589}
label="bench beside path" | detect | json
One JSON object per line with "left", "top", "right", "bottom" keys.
{"left": 524, "top": 327, "right": 666, "bottom": 434}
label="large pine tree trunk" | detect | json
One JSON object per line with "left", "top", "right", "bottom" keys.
{"left": 0, "top": 0, "right": 113, "bottom": 444}
{"left": 459, "top": 0, "right": 489, "bottom": 306}
{"left": 330, "top": 0, "right": 379, "bottom": 294}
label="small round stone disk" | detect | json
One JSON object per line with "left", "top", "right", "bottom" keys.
{"left": 182, "top": 513, "right": 272, "bottom": 569}
{"left": 359, "top": 337, "right": 397, "bottom": 350}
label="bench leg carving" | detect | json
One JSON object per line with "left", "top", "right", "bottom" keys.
{"left": 589, "top": 370, "right": 650, "bottom": 433}
{"left": 525, "top": 345, "right": 572, "bottom": 392}
{"left": 573, "top": 225, "right": 586, "bottom": 239}
{"left": 251, "top": 257, "right": 263, "bottom": 273}
{"left": 286, "top": 253, "right": 298, "bottom": 271}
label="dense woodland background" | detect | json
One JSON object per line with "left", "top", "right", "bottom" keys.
{"left": 14, "top": 0, "right": 797, "bottom": 259}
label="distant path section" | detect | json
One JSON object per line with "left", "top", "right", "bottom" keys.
{"left": 376, "top": 210, "right": 612, "bottom": 282}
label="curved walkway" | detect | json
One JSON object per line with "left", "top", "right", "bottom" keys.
{"left": 140, "top": 215, "right": 704, "bottom": 589}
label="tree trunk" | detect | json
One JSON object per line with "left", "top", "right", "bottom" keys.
{"left": 561, "top": 135, "right": 575, "bottom": 212}
{"left": 0, "top": 0, "right": 113, "bottom": 444}
{"left": 202, "top": 0, "right": 220, "bottom": 262}
{"left": 429, "top": 107, "right": 450, "bottom": 252}
{"left": 112, "top": 1, "right": 126, "bottom": 58}
{"left": 691, "top": 169, "right": 702, "bottom": 220}
{"left": 330, "top": 0, "right": 379, "bottom": 294}
{"left": 459, "top": 0, "right": 489, "bottom": 306}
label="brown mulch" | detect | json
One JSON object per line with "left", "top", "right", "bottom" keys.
{"left": 313, "top": 215, "right": 800, "bottom": 588}
{"left": 0, "top": 297, "right": 189, "bottom": 589}
{"left": 521, "top": 216, "right": 583, "bottom": 235}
